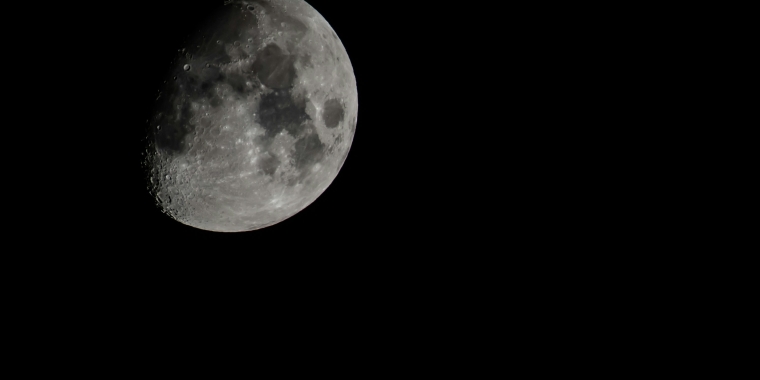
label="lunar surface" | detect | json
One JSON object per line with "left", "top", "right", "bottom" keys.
{"left": 143, "top": 0, "right": 357, "bottom": 232}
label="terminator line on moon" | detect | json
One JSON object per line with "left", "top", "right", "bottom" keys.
{"left": 143, "top": 0, "right": 357, "bottom": 232}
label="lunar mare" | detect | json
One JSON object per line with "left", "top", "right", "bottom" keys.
{"left": 144, "top": 0, "right": 357, "bottom": 232}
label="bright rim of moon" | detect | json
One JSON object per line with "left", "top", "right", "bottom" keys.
{"left": 144, "top": 0, "right": 357, "bottom": 232}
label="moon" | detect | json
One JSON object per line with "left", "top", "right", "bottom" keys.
{"left": 143, "top": 0, "right": 357, "bottom": 232}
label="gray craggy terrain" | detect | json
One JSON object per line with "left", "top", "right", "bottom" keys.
{"left": 143, "top": 0, "right": 357, "bottom": 232}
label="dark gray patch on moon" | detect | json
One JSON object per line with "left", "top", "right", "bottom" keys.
{"left": 322, "top": 98, "right": 344, "bottom": 129}
{"left": 226, "top": 72, "right": 249, "bottom": 94}
{"left": 294, "top": 127, "right": 325, "bottom": 170}
{"left": 257, "top": 89, "right": 310, "bottom": 139}
{"left": 260, "top": 153, "right": 280, "bottom": 176}
{"left": 253, "top": 44, "right": 296, "bottom": 89}
{"left": 249, "top": 0, "right": 274, "bottom": 11}
{"left": 154, "top": 101, "right": 194, "bottom": 156}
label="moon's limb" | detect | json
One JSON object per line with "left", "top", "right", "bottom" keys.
{"left": 144, "top": 0, "right": 357, "bottom": 232}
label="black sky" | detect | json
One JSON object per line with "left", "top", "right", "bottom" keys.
{"left": 40, "top": 0, "right": 474, "bottom": 255}
{"left": 21, "top": 0, "right": 558, "bottom": 264}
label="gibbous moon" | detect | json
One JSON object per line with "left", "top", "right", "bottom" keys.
{"left": 144, "top": 0, "right": 357, "bottom": 232}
